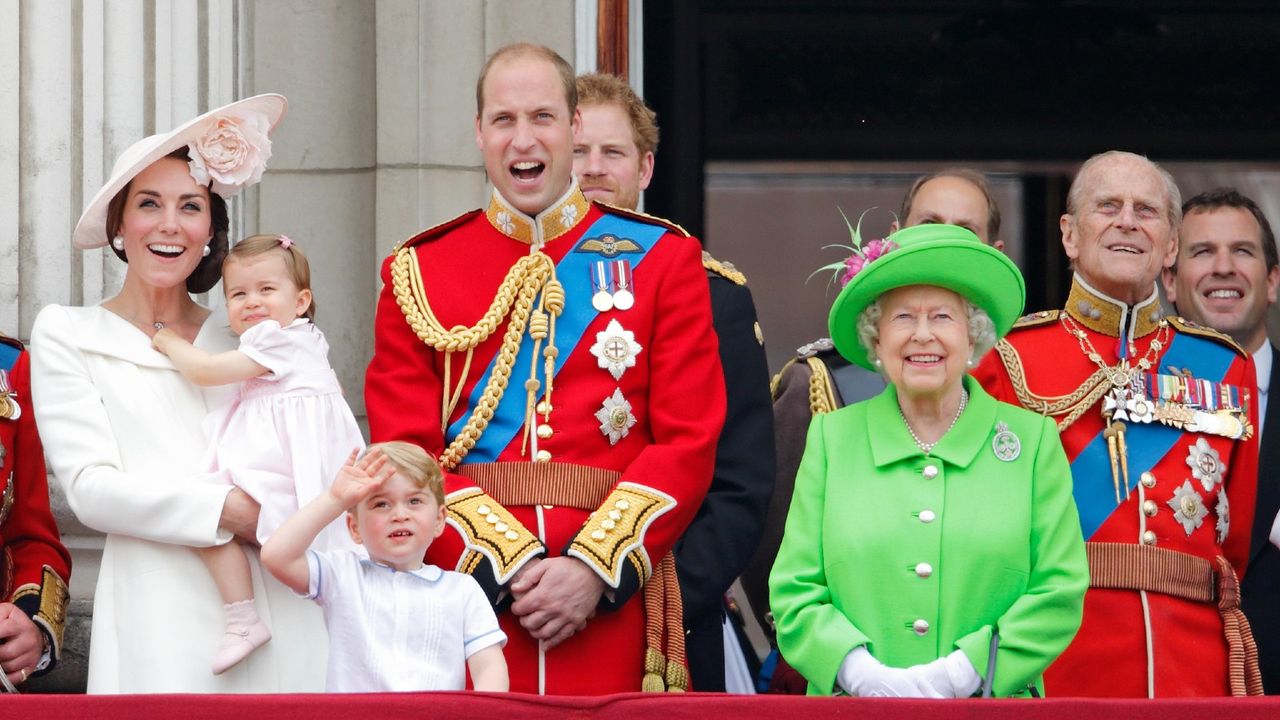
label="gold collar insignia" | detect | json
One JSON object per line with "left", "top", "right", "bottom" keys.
{"left": 485, "top": 181, "right": 591, "bottom": 247}
{"left": 1065, "top": 274, "right": 1163, "bottom": 341}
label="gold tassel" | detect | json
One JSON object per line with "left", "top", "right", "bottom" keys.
{"left": 642, "top": 648, "right": 668, "bottom": 693}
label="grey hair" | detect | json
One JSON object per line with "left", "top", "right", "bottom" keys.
{"left": 856, "top": 295, "right": 997, "bottom": 375}
{"left": 1065, "top": 150, "right": 1182, "bottom": 234}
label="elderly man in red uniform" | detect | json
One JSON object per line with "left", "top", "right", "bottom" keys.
{"left": 974, "top": 150, "right": 1261, "bottom": 697}
{"left": 365, "top": 43, "right": 724, "bottom": 695}
{"left": 0, "top": 334, "right": 71, "bottom": 691}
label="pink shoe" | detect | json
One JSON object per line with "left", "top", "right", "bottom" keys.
{"left": 212, "top": 600, "right": 272, "bottom": 675}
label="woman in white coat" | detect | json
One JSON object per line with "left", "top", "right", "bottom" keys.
{"left": 29, "top": 95, "right": 327, "bottom": 693}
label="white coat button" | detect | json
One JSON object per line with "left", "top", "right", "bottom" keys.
{"left": 919, "top": 510, "right": 936, "bottom": 523}
{"left": 912, "top": 619, "right": 930, "bottom": 635}
{"left": 922, "top": 465, "right": 939, "bottom": 480}
{"left": 915, "top": 562, "right": 933, "bottom": 578}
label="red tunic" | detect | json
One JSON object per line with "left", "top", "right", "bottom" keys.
{"left": 366, "top": 186, "right": 724, "bottom": 695}
{"left": 0, "top": 340, "right": 72, "bottom": 675}
{"left": 973, "top": 278, "right": 1257, "bottom": 697}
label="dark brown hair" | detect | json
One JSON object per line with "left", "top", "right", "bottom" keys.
{"left": 1181, "top": 187, "right": 1278, "bottom": 271}
{"left": 224, "top": 234, "right": 316, "bottom": 321}
{"left": 104, "top": 147, "right": 229, "bottom": 294}
{"left": 899, "top": 168, "right": 1001, "bottom": 243}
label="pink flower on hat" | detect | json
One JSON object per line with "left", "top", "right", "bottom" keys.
{"left": 838, "top": 239, "right": 897, "bottom": 287}
{"left": 187, "top": 112, "right": 274, "bottom": 198}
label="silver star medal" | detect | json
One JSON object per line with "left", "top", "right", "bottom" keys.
{"left": 1167, "top": 480, "right": 1209, "bottom": 536}
{"left": 590, "top": 319, "right": 643, "bottom": 380}
{"left": 595, "top": 388, "right": 637, "bottom": 445}
{"left": 1216, "top": 491, "right": 1230, "bottom": 545}
{"left": 991, "top": 421, "right": 1021, "bottom": 462}
{"left": 1186, "top": 438, "right": 1226, "bottom": 492}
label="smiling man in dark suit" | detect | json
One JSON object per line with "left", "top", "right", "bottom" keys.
{"left": 1163, "top": 187, "right": 1280, "bottom": 692}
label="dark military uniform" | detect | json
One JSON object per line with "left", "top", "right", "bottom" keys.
{"left": 1242, "top": 343, "right": 1280, "bottom": 693}
{"left": 673, "top": 253, "right": 775, "bottom": 692}
{"left": 0, "top": 334, "right": 71, "bottom": 685}
{"left": 739, "top": 340, "right": 883, "bottom": 648}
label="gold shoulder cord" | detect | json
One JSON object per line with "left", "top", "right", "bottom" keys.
{"left": 391, "top": 247, "right": 562, "bottom": 470}
{"left": 995, "top": 338, "right": 1112, "bottom": 431}
{"left": 805, "top": 357, "right": 839, "bottom": 415}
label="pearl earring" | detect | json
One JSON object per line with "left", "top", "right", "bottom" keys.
{"left": 201, "top": 244, "right": 211, "bottom": 257}
{"left": 873, "top": 357, "right": 883, "bottom": 369}
{"left": 966, "top": 357, "right": 977, "bottom": 368}
{"left": 111, "top": 236, "right": 125, "bottom": 251}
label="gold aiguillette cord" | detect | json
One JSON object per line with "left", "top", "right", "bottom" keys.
{"left": 1104, "top": 422, "right": 1122, "bottom": 504}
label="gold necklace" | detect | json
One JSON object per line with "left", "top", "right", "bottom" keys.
{"left": 900, "top": 389, "right": 968, "bottom": 453}
{"left": 1059, "top": 312, "right": 1168, "bottom": 389}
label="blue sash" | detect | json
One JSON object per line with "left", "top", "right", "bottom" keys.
{"left": 1070, "top": 332, "right": 1237, "bottom": 539}
{"left": 446, "top": 214, "right": 667, "bottom": 462}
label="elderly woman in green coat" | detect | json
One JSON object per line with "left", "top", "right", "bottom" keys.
{"left": 769, "top": 224, "right": 1088, "bottom": 698}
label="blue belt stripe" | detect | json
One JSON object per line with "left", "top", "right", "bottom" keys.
{"left": 1070, "top": 333, "right": 1236, "bottom": 539}
{"left": 447, "top": 215, "right": 666, "bottom": 462}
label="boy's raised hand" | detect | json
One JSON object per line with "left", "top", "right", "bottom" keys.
{"left": 329, "top": 448, "right": 395, "bottom": 509}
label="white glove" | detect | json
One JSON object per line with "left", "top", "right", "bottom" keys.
{"left": 836, "top": 646, "right": 920, "bottom": 697}
{"left": 910, "top": 650, "right": 982, "bottom": 698}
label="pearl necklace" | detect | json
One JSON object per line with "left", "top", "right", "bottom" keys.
{"left": 900, "top": 389, "right": 968, "bottom": 454}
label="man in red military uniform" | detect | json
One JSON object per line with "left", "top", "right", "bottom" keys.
{"left": 0, "top": 335, "right": 71, "bottom": 691}
{"left": 365, "top": 43, "right": 724, "bottom": 695}
{"left": 974, "top": 150, "right": 1260, "bottom": 697}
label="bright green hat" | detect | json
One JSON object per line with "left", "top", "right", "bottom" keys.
{"left": 828, "top": 223, "right": 1026, "bottom": 370}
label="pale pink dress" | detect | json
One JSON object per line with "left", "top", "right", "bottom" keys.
{"left": 203, "top": 318, "right": 363, "bottom": 550}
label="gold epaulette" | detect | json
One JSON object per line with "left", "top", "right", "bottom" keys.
{"left": 9, "top": 566, "right": 70, "bottom": 658}
{"left": 567, "top": 482, "right": 676, "bottom": 589}
{"left": 390, "top": 209, "right": 484, "bottom": 254}
{"left": 1167, "top": 316, "right": 1247, "bottom": 357}
{"left": 1012, "top": 309, "right": 1060, "bottom": 329}
{"left": 593, "top": 201, "right": 691, "bottom": 237}
{"left": 771, "top": 343, "right": 840, "bottom": 414}
{"left": 445, "top": 487, "right": 543, "bottom": 584}
{"left": 701, "top": 251, "right": 747, "bottom": 285}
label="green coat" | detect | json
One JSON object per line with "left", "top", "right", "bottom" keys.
{"left": 769, "top": 376, "right": 1088, "bottom": 696}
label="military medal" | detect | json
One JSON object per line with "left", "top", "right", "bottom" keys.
{"left": 1185, "top": 438, "right": 1225, "bottom": 492}
{"left": 589, "top": 319, "right": 643, "bottom": 380}
{"left": 590, "top": 262, "right": 614, "bottom": 312}
{"left": 991, "top": 421, "right": 1021, "bottom": 462}
{"left": 612, "top": 260, "right": 635, "bottom": 311}
{"left": 1167, "top": 480, "right": 1208, "bottom": 536}
{"left": 0, "top": 370, "right": 19, "bottom": 421}
{"left": 595, "top": 389, "right": 636, "bottom": 445}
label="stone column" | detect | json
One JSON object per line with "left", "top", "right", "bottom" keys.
{"left": 3, "top": 1, "right": 240, "bottom": 692}
{"left": 248, "top": 0, "right": 378, "bottom": 416}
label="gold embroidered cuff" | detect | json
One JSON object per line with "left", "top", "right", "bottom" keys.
{"left": 445, "top": 488, "right": 543, "bottom": 584}
{"left": 10, "top": 565, "right": 70, "bottom": 657}
{"left": 567, "top": 482, "right": 677, "bottom": 589}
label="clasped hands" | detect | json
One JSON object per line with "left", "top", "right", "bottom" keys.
{"left": 509, "top": 556, "right": 606, "bottom": 650}
{"left": 838, "top": 646, "right": 981, "bottom": 699}
{"left": 0, "top": 602, "right": 43, "bottom": 688}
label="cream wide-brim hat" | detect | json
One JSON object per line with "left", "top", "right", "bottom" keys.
{"left": 72, "top": 93, "right": 288, "bottom": 250}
